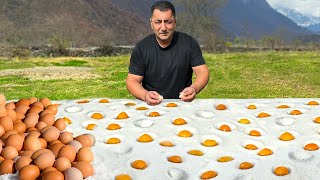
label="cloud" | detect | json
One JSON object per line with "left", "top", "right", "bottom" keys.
{"left": 266, "top": 0, "right": 320, "bottom": 17}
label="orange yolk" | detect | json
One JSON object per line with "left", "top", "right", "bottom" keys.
{"left": 125, "top": 102, "right": 136, "bottom": 106}
{"left": 307, "top": 101, "right": 319, "bottom": 105}
{"left": 98, "top": 99, "right": 109, "bottom": 103}
{"left": 172, "top": 118, "right": 187, "bottom": 125}
{"left": 216, "top": 104, "right": 227, "bottom": 110}
{"left": 247, "top": 104, "right": 257, "bottom": 109}
{"left": 131, "top": 160, "right": 147, "bottom": 170}
{"left": 200, "top": 170, "right": 218, "bottom": 179}
{"left": 257, "top": 112, "right": 271, "bottom": 118}
{"left": 106, "top": 138, "right": 121, "bottom": 144}
{"left": 76, "top": 100, "right": 90, "bottom": 104}
{"left": 159, "top": 141, "right": 174, "bottom": 147}
{"left": 244, "top": 144, "right": 258, "bottom": 150}
{"left": 86, "top": 124, "right": 96, "bottom": 130}
{"left": 137, "top": 134, "right": 153, "bottom": 143}
{"left": 201, "top": 139, "right": 218, "bottom": 147}
{"left": 166, "top": 103, "right": 178, "bottom": 107}
{"left": 257, "top": 148, "right": 273, "bottom": 156}
{"left": 116, "top": 112, "right": 129, "bottom": 119}
{"left": 136, "top": 106, "right": 149, "bottom": 110}
{"left": 63, "top": 117, "right": 72, "bottom": 125}
{"left": 149, "top": 111, "right": 160, "bottom": 117}
{"left": 279, "top": 132, "right": 295, "bottom": 141}
{"left": 249, "top": 130, "right": 261, "bottom": 137}
{"left": 290, "top": 110, "right": 302, "bottom": 115}
{"left": 178, "top": 130, "right": 193, "bottom": 137}
{"left": 217, "top": 156, "right": 234, "bottom": 162}
{"left": 115, "top": 174, "right": 131, "bottom": 180}
{"left": 313, "top": 117, "right": 320, "bottom": 123}
{"left": 91, "top": 113, "right": 104, "bottom": 119}
{"left": 304, "top": 143, "right": 319, "bottom": 151}
{"left": 107, "top": 124, "right": 121, "bottom": 130}
{"left": 219, "top": 125, "right": 231, "bottom": 132}
{"left": 239, "top": 162, "right": 254, "bottom": 170}
{"left": 167, "top": 156, "right": 182, "bottom": 163}
{"left": 188, "top": 150, "right": 204, "bottom": 156}
{"left": 274, "top": 166, "right": 289, "bottom": 176}
{"left": 238, "top": 118, "right": 250, "bottom": 124}
{"left": 277, "top": 105, "right": 290, "bottom": 108}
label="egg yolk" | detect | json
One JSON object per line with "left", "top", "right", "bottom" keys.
{"left": 290, "top": 110, "right": 302, "bottom": 115}
{"left": 167, "top": 156, "right": 182, "bottom": 163}
{"left": 307, "top": 101, "right": 319, "bottom": 105}
{"left": 98, "top": 99, "right": 109, "bottom": 103}
{"left": 116, "top": 112, "right": 129, "bottom": 119}
{"left": 137, "top": 134, "right": 153, "bottom": 143}
{"left": 279, "top": 132, "right": 295, "bottom": 141}
{"left": 159, "top": 141, "right": 174, "bottom": 147}
{"left": 257, "top": 148, "right": 273, "bottom": 156}
{"left": 131, "top": 160, "right": 147, "bottom": 170}
{"left": 216, "top": 104, "right": 227, "bottom": 110}
{"left": 277, "top": 105, "right": 290, "bottom": 108}
{"left": 239, "top": 162, "right": 254, "bottom": 170}
{"left": 166, "top": 103, "right": 178, "bottom": 107}
{"left": 201, "top": 139, "right": 218, "bottom": 147}
{"left": 238, "top": 118, "right": 250, "bottom": 124}
{"left": 188, "top": 150, "right": 204, "bottom": 156}
{"left": 136, "top": 106, "right": 149, "bottom": 110}
{"left": 247, "top": 104, "right": 257, "bottom": 109}
{"left": 274, "top": 166, "right": 290, "bottom": 176}
{"left": 91, "top": 113, "right": 104, "bottom": 119}
{"left": 63, "top": 117, "right": 72, "bottom": 125}
{"left": 257, "top": 112, "right": 271, "bottom": 118}
{"left": 86, "top": 124, "right": 96, "bottom": 130}
{"left": 115, "top": 174, "right": 131, "bottom": 180}
{"left": 313, "top": 117, "right": 320, "bottom": 123}
{"left": 249, "top": 130, "right": 261, "bottom": 137}
{"left": 172, "top": 118, "right": 187, "bottom": 125}
{"left": 217, "top": 156, "right": 234, "bottom": 162}
{"left": 244, "top": 144, "right": 258, "bottom": 150}
{"left": 76, "top": 99, "right": 90, "bottom": 104}
{"left": 219, "top": 125, "right": 231, "bottom": 132}
{"left": 106, "top": 138, "right": 121, "bottom": 144}
{"left": 125, "top": 102, "right": 136, "bottom": 106}
{"left": 149, "top": 111, "right": 160, "bottom": 117}
{"left": 178, "top": 130, "right": 193, "bottom": 137}
{"left": 200, "top": 170, "right": 218, "bottom": 179}
{"left": 107, "top": 124, "right": 121, "bottom": 130}
{"left": 304, "top": 143, "right": 319, "bottom": 151}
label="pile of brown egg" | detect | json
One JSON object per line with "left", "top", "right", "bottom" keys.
{"left": 0, "top": 94, "right": 95, "bottom": 180}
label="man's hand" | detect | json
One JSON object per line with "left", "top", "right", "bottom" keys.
{"left": 179, "top": 87, "right": 196, "bottom": 102}
{"left": 145, "top": 91, "right": 163, "bottom": 105}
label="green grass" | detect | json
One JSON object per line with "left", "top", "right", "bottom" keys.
{"left": 1, "top": 51, "right": 320, "bottom": 100}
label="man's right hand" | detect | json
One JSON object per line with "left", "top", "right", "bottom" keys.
{"left": 145, "top": 91, "right": 162, "bottom": 105}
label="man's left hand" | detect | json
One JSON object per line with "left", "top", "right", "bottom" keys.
{"left": 179, "top": 87, "right": 196, "bottom": 102}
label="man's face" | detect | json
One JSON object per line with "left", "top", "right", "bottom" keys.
{"left": 150, "top": 9, "right": 176, "bottom": 44}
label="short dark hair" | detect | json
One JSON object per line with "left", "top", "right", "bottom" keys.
{"left": 151, "top": 1, "right": 175, "bottom": 17}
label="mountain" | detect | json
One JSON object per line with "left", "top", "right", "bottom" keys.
{"left": 273, "top": 6, "right": 320, "bottom": 33}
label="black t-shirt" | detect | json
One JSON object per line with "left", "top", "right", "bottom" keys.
{"left": 129, "top": 31, "right": 206, "bottom": 99}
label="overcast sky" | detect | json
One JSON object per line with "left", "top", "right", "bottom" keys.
{"left": 266, "top": 0, "right": 320, "bottom": 17}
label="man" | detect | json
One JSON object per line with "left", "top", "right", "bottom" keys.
{"left": 126, "top": 0, "right": 209, "bottom": 105}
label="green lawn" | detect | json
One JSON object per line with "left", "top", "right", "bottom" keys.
{"left": 1, "top": 51, "right": 320, "bottom": 100}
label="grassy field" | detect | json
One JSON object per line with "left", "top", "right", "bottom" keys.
{"left": 1, "top": 51, "right": 320, "bottom": 100}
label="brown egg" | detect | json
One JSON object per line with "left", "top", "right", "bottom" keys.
{"left": 77, "top": 147, "right": 94, "bottom": 162}
{"left": 5, "top": 133, "right": 24, "bottom": 151}
{"left": 26, "top": 130, "right": 41, "bottom": 138}
{"left": 40, "top": 126, "right": 51, "bottom": 134}
{"left": 15, "top": 156, "right": 32, "bottom": 171}
{"left": 73, "top": 161, "right": 94, "bottom": 178}
{"left": 34, "top": 151, "right": 55, "bottom": 170}
{"left": 5, "top": 108, "right": 17, "bottom": 122}
{"left": 0, "top": 116, "right": 13, "bottom": 132}
{"left": 39, "top": 98, "right": 52, "bottom": 108}
{"left": 57, "top": 145, "right": 77, "bottom": 162}
{"left": 45, "top": 105, "right": 58, "bottom": 115}
{"left": 15, "top": 104, "right": 30, "bottom": 115}
{"left": 39, "top": 109, "right": 54, "bottom": 118}
{"left": 5, "top": 102, "right": 16, "bottom": 110}
{"left": 0, "top": 156, "right": 4, "bottom": 163}
{"left": 1, "top": 146, "right": 18, "bottom": 159}
{"left": 39, "top": 113, "right": 55, "bottom": 126}
{"left": 23, "top": 114, "right": 40, "bottom": 128}
{"left": 0, "top": 125, "right": 5, "bottom": 137}
{"left": 64, "top": 167, "right": 83, "bottom": 180}
{"left": 28, "top": 97, "right": 38, "bottom": 104}
{"left": 31, "top": 149, "right": 52, "bottom": 160}
{"left": 13, "top": 121, "right": 27, "bottom": 134}
{"left": 54, "top": 118, "right": 67, "bottom": 131}
{"left": 23, "top": 136, "right": 42, "bottom": 151}
{"left": 0, "top": 159, "right": 15, "bottom": 175}
{"left": 35, "top": 121, "right": 47, "bottom": 132}
{"left": 42, "top": 170, "right": 64, "bottom": 180}
{"left": 0, "top": 94, "right": 5, "bottom": 105}
{"left": 0, "top": 106, "right": 6, "bottom": 117}
{"left": 41, "top": 167, "right": 58, "bottom": 176}
{"left": 19, "top": 164, "right": 40, "bottom": 180}
{"left": 15, "top": 112, "right": 26, "bottom": 122}
{"left": 59, "top": 132, "right": 73, "bottom": 144}
{"left": 49, "top": 143, "right": 64, "bottom": 158}
{"left": 75, "top": 134, "right": 92, "bottom": 147}
{"left": 67, "top": 140, "right": 83, "bottom": 152}
{"left": 53, "top": 157, "right": 71, "bottom": 172}
{"left": 15, "top": 99, "right": 30, "bottom": 107}
{"left": 19, "top": 150, "right": 35, "bottom": 158}
{"left": 39, "top": 138, "right": 48, "bottom": 149}
{"left": 1, "top": 130, "right": 18, "bottom": 142}
{"left": 27, "top": 106, "right": 43, "bottom": 114}
{"left": 42, "top": 126, "right": 61, "bottom": 143}
{"left": 84, "top": 133, "right": 96, "bottom": 146}
{"left": 26, "top": 127, "right": 38, "bottom": 133}
{"left": 48, "top": 140, "right": 63, "bottom": 147}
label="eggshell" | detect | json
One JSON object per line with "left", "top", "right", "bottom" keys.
{"left": 59, "top": 132, "right": 73, "bottom": 144}
{"left": 34, "top": 151, "right": 55, "bottom": 170}
{"left": 64, "top": 167, "right": 83, "bottom": 180}
{"left": 0, "top": 125, "right": 5, "bottom": 137}
{"left": 19, "top": 150, "right": 35, "bottom": 158}
{"left": 30, "top": 101, "right": 44, "bottom": 109}
{"left": 0, "top": 116, "right": 13, "bottom": 132}
{"left": 0, "top": 156, "right": 4, "bottom": 162}
{"left": 28, "top": 97, "right": 38, "bottom": 104}
{"left": 15, "top": 156, "right": 32, "bottom": 171}
{"left": 0, "top": 159, "right": 15, "bottom": 175}
{"left": 15, "top": 99, "right": 30, "bottom": 107}
{"left": 18, "top": 164, "right": 40, "bottom": 180}
{"left": 26, "top": 127, "right": 38, "bottom": 133}
{"left": 5, "top": 108, "right": 17, "bottom": 122}
{"left": 0, "top": 94, "right": 5, "bottom": 105}
{"left": 23, "top": 136, "right": 42, "bottom": 151}
{"left": 76, "top": 147, "right": 94, "bottom": 162}
{"left": 1, "top": 130, "right": 18, "bottom": 142}
{"left": 15, "top": 104, "right": 30, "bottom": 115}
{"left": 57, "top": 145, "right": 76, "bottom": 162}
{"left": 0, "top": 106, "right": 6, "bottom": 117}
{"left": 42, "top": 170, "right": 64, "bottom": 180}
{"left": 13, "top": 121, "right": 27, "bottom": 134}
{"left": 67, "top": 140, "right": 83, "bottom": 152}
{"left": 73, "top": 161, "right": 94, "bottom": 178}
{"left": 23, "top": 114, "right": 40, "bottom": 128}
{"left": 39, "top": 98, "right": 52, "bottom": 108}
{"left": 84, "top": 133, "right": 96, "bottom": 146}
{"left": 53, "top": 157, "right": 71, "bottom": 172}
{"left": 31, "top": 149, "right": 52, "bottom": 160}
{"left": 26, "top": 130, "right": 41, "bottom": 138}
{"left": 49, "top": 140, "right": 62, "bottom": 147}
{"left": 5, "top": 102, "right": 15, "bottom": 110}
{"left": 54, "top": 118, "right": 67, "bottom": 131}
{"left": 39, "top": 113, "right": 55, "bottom": 126}
{"left": 39, "top": 109, "right": 54, "bottom": 117}
{"left": 40, "top": 126, "right": 51, "bottom": 134}
{"left": 75, "top": 134, "right": 92, "bottom": 147}
{"left": 42, "top": 126, "right": 60, "bottom": 142}
{"left": 41, "top": 166, "right": 58, "bottom": 175}
{"left": 1, "top": 146, "right": 18, "bottom": 159}
{"left": 5, "top": 133, "right": 24, "bottom": 151}
{"left": 49, "top": 143, "right": 64, "bottom": 158}
{"left": 27, "top": 106, "right": 43, "bottom": 114}
{"left": 46, "top": 105, "right": 58, "bottom": 115}
{"left": 35, "top": 122, "right": 47, "bottom": 132}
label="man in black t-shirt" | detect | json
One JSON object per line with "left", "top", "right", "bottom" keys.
{"left": 126, "top": 0, "right": 209, "bottom": 105}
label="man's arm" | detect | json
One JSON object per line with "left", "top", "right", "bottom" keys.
{"left": 180, "top": 64, "right": 209, "bottom": 101}
{"left": 126, "top": 73, "right": 162, "bottom": 105}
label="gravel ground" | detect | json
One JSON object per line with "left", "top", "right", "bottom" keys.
{"left": 0, "top": 66, "right": 101, "bottom": 80}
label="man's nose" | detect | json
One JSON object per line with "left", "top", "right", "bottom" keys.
{"left": 160, "top": 22, "right": 167, "bottom": 31}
